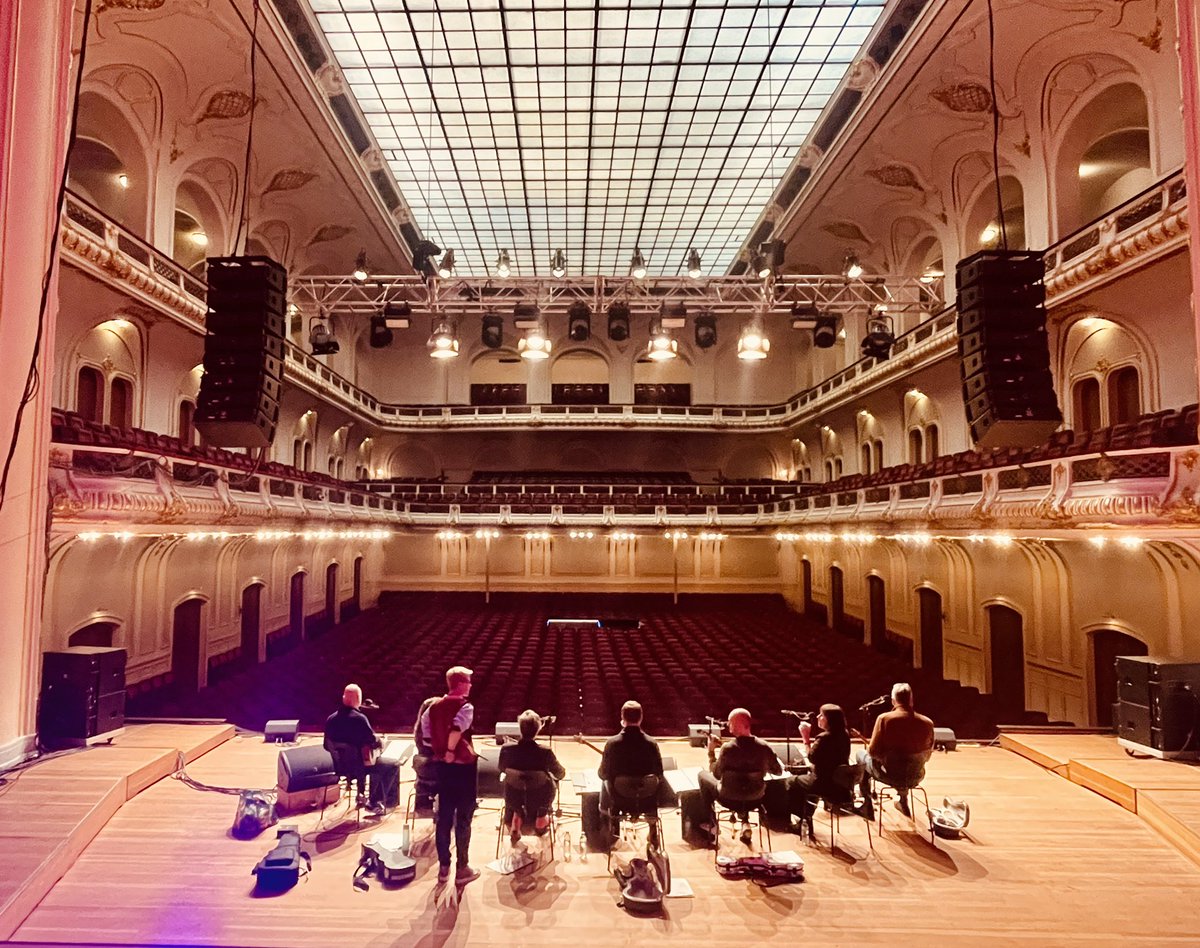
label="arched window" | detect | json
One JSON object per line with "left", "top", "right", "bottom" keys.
{"left": 1108, "top": 366, "right": 1140, "bottom": 425}
{"left": 110, "top": 377, "right": 133, "bottom": 429}
{"left": 178, "top": 400, "right": 196, "bottom": 445}
{"left": 824, "top": 459, "right": 835, "bottom": 481}
{"left": 861, "top": 443, "right": 872, "bottom": 474}
{"left": 908, "top": 428, "right": 923, "bottom": 465}
{"left": 77, "top": 366, "right": 104, "bottom": 423}
{"left": 834, "top": 457, "right": 843, "bottom": 478}
{"left": 872, "top": 439, "right": 884, "bottom": 472}
{"left": 967, "top": 175, "right": 1026, "bottom": 253}
{"left": 303, "top": 442, "right": 313, "bottom": 471}
{"left": 293, "top": 438, "right": 303, "bottom": 468}
{"left": 1072, "top": 377, "right": 1102, "bottom": 431}
{"left": 925, "top": 424, "right": 940, "bottom": 461}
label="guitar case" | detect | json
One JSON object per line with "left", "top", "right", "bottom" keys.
{"left": 353, "top": 830, "right": 417, "bottom": 889}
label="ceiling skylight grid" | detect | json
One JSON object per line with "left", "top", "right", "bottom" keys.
{"left": 307, "top": 0, "right": 884, "bottom": 277}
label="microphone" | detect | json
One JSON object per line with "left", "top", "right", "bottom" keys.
{"left": 362, "top": 698, "right": 380, "bottom": 711}
{"left": 858, "top": 694, "right": 889, "bottom": 711}
{"left": 541, "top": 715, "right": 557, "bottom": 725}
{"left": 780, "top": 709, "right": 802, "bottom": 717}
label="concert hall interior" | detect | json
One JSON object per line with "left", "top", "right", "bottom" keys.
{"left": 4, "top": 0, "right": 1200, "bottom": 943}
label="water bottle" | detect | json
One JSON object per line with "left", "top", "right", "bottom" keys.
{"left": 577, "top": 834, "right": 587, "bottom": 863}
{"left": 562, "top": 831, "right": 572, "bottom": 862}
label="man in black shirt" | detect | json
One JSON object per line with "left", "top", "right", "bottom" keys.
{"left": 598, "top": 700, "right": 664, "bottom": 818}
{"left": 698, "top": 708, "right": 782, "bottom": 844}
{"left": 323, "top": 683, "right": 399, "bottom": 813}
{"left": 498, "top": 710, "right": 566, "bottom": 841}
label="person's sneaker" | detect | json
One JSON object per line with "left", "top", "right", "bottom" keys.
{"left": 365, "top": 802, "right": 386, "bottom": 817}
{"left": 856, "top": 801, "right": 875, "bottom": 821}
{"left": 437, "top": 864, "right": 451, "bottom": 884}
{"left": 896, "top": 795, "right": 912, "bottom": 818}
{"left": 455, "top": 865, "right": 481, "bottom": 886}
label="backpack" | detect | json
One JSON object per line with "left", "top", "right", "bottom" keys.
{"left": 252, "top": 825, "right": 311, "bottom": 892}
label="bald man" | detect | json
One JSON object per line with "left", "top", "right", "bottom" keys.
{"left": 323, "top": 683, "right": 399, "bottom": 814}
{"left": 698, "top": 708, "right": 782, "bottom": 845}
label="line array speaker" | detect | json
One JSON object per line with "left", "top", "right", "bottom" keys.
{"left": 38, "top": 647, "right": 126, "bottom": 748}
{"left": 955, "top": 249, "right": 1061, "bottom": 449}
{"left": 196, "top": 255, "right": 286, "bottom": 448}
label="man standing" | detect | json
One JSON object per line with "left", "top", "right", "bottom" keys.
{"left": 418, "top": 666, "right": 480, "bottom": 885}
{"left": 857, "top": 682, "right": 934, "bottom": 818}
{"left": 698, "top": 708, "right": 782, "bottom": 844}
{"left": 323, "top": 683, "right": 399, "bottom": 814}
{"left": 598, "top": 700, "right": 664, "bottom": 821}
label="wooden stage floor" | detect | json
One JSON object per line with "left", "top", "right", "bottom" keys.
{"left": 6, "top": 727, "right": 1200, "bottom": 946}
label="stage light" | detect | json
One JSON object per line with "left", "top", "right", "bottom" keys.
{"left": 551, "top": 249, "right": 566, "bottom": 278}
{"left": 646, "top": 321, "right": 678, "bottom": 362}
{"left": 843, "top": 253, "right": 863, "bottom": 279}
{"left": 608, "top": 301, "right": 630, "bottom": 341}
{"left": 437, "top": 249, "right": 456, "bottom": 279}
{"left": 687, "top": 249, "right": 702, "bottom": 279}
{"left": 369, "top": 315, "right": 393, "bottom": 348}
{"left": 383, "top": 301, "right": 411, "bottom": 328}
{"left": 860, "top": 312, "right": 895, "bottom": 360}
{"left": 496, "top": 249, "right": 511, "bottom": 278}
{"left": 413, "top": 239, "right": 441, "bottom": 278}
{"left": 568, "top": 301, "right": 591, "bottom": 342}
{"left": 475, "top": 528, "right": 501, "bottom": 540}
{"left": 737, "top": 317, "right": 770, "bottom": 360}
{"left": 482, "top": 313, "right": 504, "bottom": 348}
{"left": 310, "top": 318, "right": 339, "bottom": 356}
{"left": 427, "top": 319, "right": 460, "bottom": 359}
{"left": 920, "top": 267, "right": 944, "bottom": 284}
{"left": 694, "top": 312, "right": 717, "bottom": 349}
{"left": 757, "top": 239, "right": 784, "bottom": 278}
{"left": 791, "top": 301, "right": 819, "bottom": 330}
{"left": 352, "top": 250, "right": 369, "bottom": 283}
{"left": 519, "top": 324, "right": 552, "bottom": 361}
{"left": 980, "top": 223, "right": 1000, "bottom": 245}
{"left": 630, "top": 248, "right": 647, "bottom": 280}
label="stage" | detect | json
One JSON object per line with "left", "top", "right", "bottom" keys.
{"left": 4, "top": 725, "right": 1200, "bottom": 946}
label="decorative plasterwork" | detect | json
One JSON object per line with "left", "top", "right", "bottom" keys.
{"left": 199, "top": 90, "right": 253, "bottom": 122}
{"left": 264, "top": 169, "right": 317, "bottom": 194}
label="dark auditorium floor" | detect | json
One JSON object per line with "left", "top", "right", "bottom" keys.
{"left": 129, "top": 593, "right": 1011, "bottom": 739}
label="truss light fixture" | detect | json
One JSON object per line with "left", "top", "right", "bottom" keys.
{"left": 413, "top": 239, "right": 441, "bottom": 278}
{"left": 629, "top": 248, "right": 647, "bottom": 280}
{"left": 813, "top": 315, "right": 838, "bottom": 349}
{"left": 860, "top": 313, "right": 895, "bottom": 360}
{"left": 694, "top": 311, "right": 717, "bottom": 349}
{"left": 568, "top": 301, "right": 591, "bottom": 342}
{"left": 791, "top": 300, "right": 820, "bottom": 330}
{"left": 737, "top": 317, "right": 770, "bottom": 361}
{"left": 519, "top": 324, "right": 552, "bottom": 361}
{"left": 607, "top": 301, "right": 631, "bottom": 341}
{"left": 758, "top": 240, "right": 785, "bottom": 278}
{"left": 551, "top": 249, "right": 566, "bottom": 279}
{"left": 427, "top": 319, "right": 460, "bottom": 359}
{"left": 920, "top": 266, "right": 944, "bottom": 284}
{"left": 646, "top": 320, "right": 678, "bottom": 362}
{"left": 369, "top": 315, "right": 393, "bottom": 349}
{"left": 352, "top": 250, "right": 370, "bottom": 283}
{"left": 687, "top": 249, "right": 702, "bottom": 279}
{"left": 437, "top": 249, "right": 456, "bottom": 279}
{"left": 310, "top": 316, "right": 339, "bottom": 356}
{"left": 383, "top": 301, "right": 411, "bottom": 329}
{"left": 496, "top": 249, "right": 512, "bottom": 278}
{"left": 843, "top": 253, "right": 863, "bottom": 280}
{"left": 482, "top": 313, "right": 504, "bottom": 349}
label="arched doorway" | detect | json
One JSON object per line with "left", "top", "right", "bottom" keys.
{"left": 324, "top": 563, "right": 339, "bottom": 633}
{"left": 918, "top": 588, "right": 944, "bottom": 678}
{"left": 172, "top": 599, "right": 204, "bottom": 694}
{"left": 867, "top": 575, "right": 885, "bottom": 649}
{"left": 801, "top": 559, "right": 813, "bottom": 616}
{"left": 240, "top": 584, "right": 263, "bottom": 664}
{"left": 987, "top": 605, "right": 1026, "bottom": 721}
{"left": 350, "top": 555, "right": 364, "bottom": 618}
{"left": 290, "top": 572, "right": 306, "bottom": 642}
{"left": 68, "top": 621, "right": 117, "bottom": 648}
{"left": 829, "top": 566, "right": 845, "bottom": 634}
{"left": 1092, "top": 629, "right": 1149, "bottom": 727}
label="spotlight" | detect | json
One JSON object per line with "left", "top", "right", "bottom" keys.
{"left": 437, "top": 249, "right": 456, "bottom": 279}
{"left": 352, "top": 250, "right": 369, "bottom": 283}
{"left": 980, "top": 223, "right": 1000, "bottom": 245}
{"left": 519, "top": 324, "right": 552, "bottom": 361}
{"left": 843, "top": 252, "right": 863, "bottom": 280}
{"left": 646, "top": 321, "right": 678, "bottom": 361}
{"left": 310, "top": 319, "right": 340, "bottom": 356}
{"left": 791, "top": 301, "right": 819, "bottom": 330}
{"left": 737, "top": 317, "right": 770, "bottom": 360}
{"left": 427, "top": 319, "right": 460, "bottom": 359}
{"left": 757, "top": 239, "right": 784, "bottom": 278}
{"left": 629, "top": 248, "right": 647, "bottom": 280}
{"left": 687, "top": 248, "right": 702, "bottom": 279}
{"left": 568, "top": 301, "right": 591, "bottom": 342}
{"left": 482, "top": 313, "right": 504, "bottom": 349}
{"left": 496, "top": 249, "right": 512, "bottom": 278}
{"left": 383, "top": 301, "right": 411, "bottom": 328}
{"left": 694, "top": 312, "right": 717, "bottom": 349}
{"left": 860, "top": 312, "right": 895, "bottom": 360}
{"left": 607, "top": 301, "right": 630, "bottom": 341}
{"left": 813, "top": 315, "right": 838, "bottom": 348}
{"left": 413, "top": 239, "right": 441, "bottom": 278}
{"left": 551, "top": 249, "right": 566, "bottom": 278}
{"left": 369, "top": 315, "right": 393, "bottom": 348}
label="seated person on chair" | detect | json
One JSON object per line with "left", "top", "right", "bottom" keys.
{"left": 323, "top": 683, "right": 399, "bottom": 814}
{"left": 410, "top": 694, "right": 438, "bottom": 811}
{"left": 498, "top": 709, "right": 566, "bottom": 841}
{"left": 598, "top": 700, "right": 664, "bottom": 820}
{"left": 856, "top": 682, "right": 934, "bottom": 819}
{"left": 786, "top": 703, "right": 852, "bottom": 832}
{"left": 698, "top": 707, "right": 782, "bottom": 844}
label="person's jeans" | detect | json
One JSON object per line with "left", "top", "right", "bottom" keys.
{"left": 434, "top": 761, "right": 478, "bottom": 868}
{"left": 856, "top": 749, "right": 919, "bottom": 807}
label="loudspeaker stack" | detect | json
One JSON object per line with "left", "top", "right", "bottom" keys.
{"left": 1114, "top": 655, "right": 1200, "bottom": 759}
{"left": 195, "top": 255, "right": 286, "bottom": 448}
{"left": 956, "top": 249, "right": 1061, "bottom": 449}
{"left": 38, "top": 646, "right": 126, "bottom": 748}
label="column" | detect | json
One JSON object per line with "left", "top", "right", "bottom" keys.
{"left": 1177, "top": 0, "right": 1200, "bottom": 429}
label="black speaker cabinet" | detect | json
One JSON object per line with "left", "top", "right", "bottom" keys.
{"left": 196, "top": 255, "right": 286, "bottom": 448}
{"left": 276, "top": 744, "right": 337, "bottom": 792}
{"left": 1115, "top": 656, "right": 1200, "bottom": 759}
{"left": 955, "top": 249, "right": 1062, "bottom": 449}
{"left": 38, "top": 647, "right": 126, "bottom": 748}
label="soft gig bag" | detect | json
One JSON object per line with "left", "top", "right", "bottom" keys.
{"left": 232, "top": 789, "right": 277, "bottom": 839}
{"left": 252, "top": 825, "right": 311, "bottom": 892}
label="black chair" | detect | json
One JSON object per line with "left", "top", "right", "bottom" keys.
{"left": 324, "top": 740, "right": 377, "bottom": 825}
{"left": 870, "top": 756, "right": 934, "bottom": 844}
{"left": 710, "top": 770, "right": 771, "bottom": 860}
{"left": 605, "top": 775, "right": 662, "bottom": 872}
{"left": 403, "top": 752, "right": 438, "bottom": 842}
{"left": 803, "top": 763, "right": 873, "bottom": 852}
{"left": 496, "top": 769, "right": 558, "bottom": 862}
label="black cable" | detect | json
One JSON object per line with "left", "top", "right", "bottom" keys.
{"left": 985, "top": 0, "right": 1008, "bottom": 251}
{"left": 0, "top": 0, "right": 95, "bottom": 512}
{"left": 232, "top": 0, "right": 262, "bottom": 256}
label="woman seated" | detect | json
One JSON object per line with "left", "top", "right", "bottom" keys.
{"left": 498, "top": 709, "right": 566, "bottom": 842}
{"left": 787, "top": 703, "right": 853, "bottom": 834}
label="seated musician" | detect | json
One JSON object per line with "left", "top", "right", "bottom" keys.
{"left": 497, "top": 709, "right": 566, "bottom": 842}
{"left": 856, "top": 682, "right": 934, "bottom": 819}
{"left": 698, "top": 707, "right": 782, "bottom": 844}
{"left": 786, "top": 703, "right": 852, "bottom": 830}
{"left": 323, "top": 683, "right": 400, "bottom": 814}
{"left": 598, "top": 700, "right": 664, "bottom": 820}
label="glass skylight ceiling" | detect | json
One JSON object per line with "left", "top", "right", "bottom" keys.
{"left": 306, "top": 0, "right": 885, "bottom": 277}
